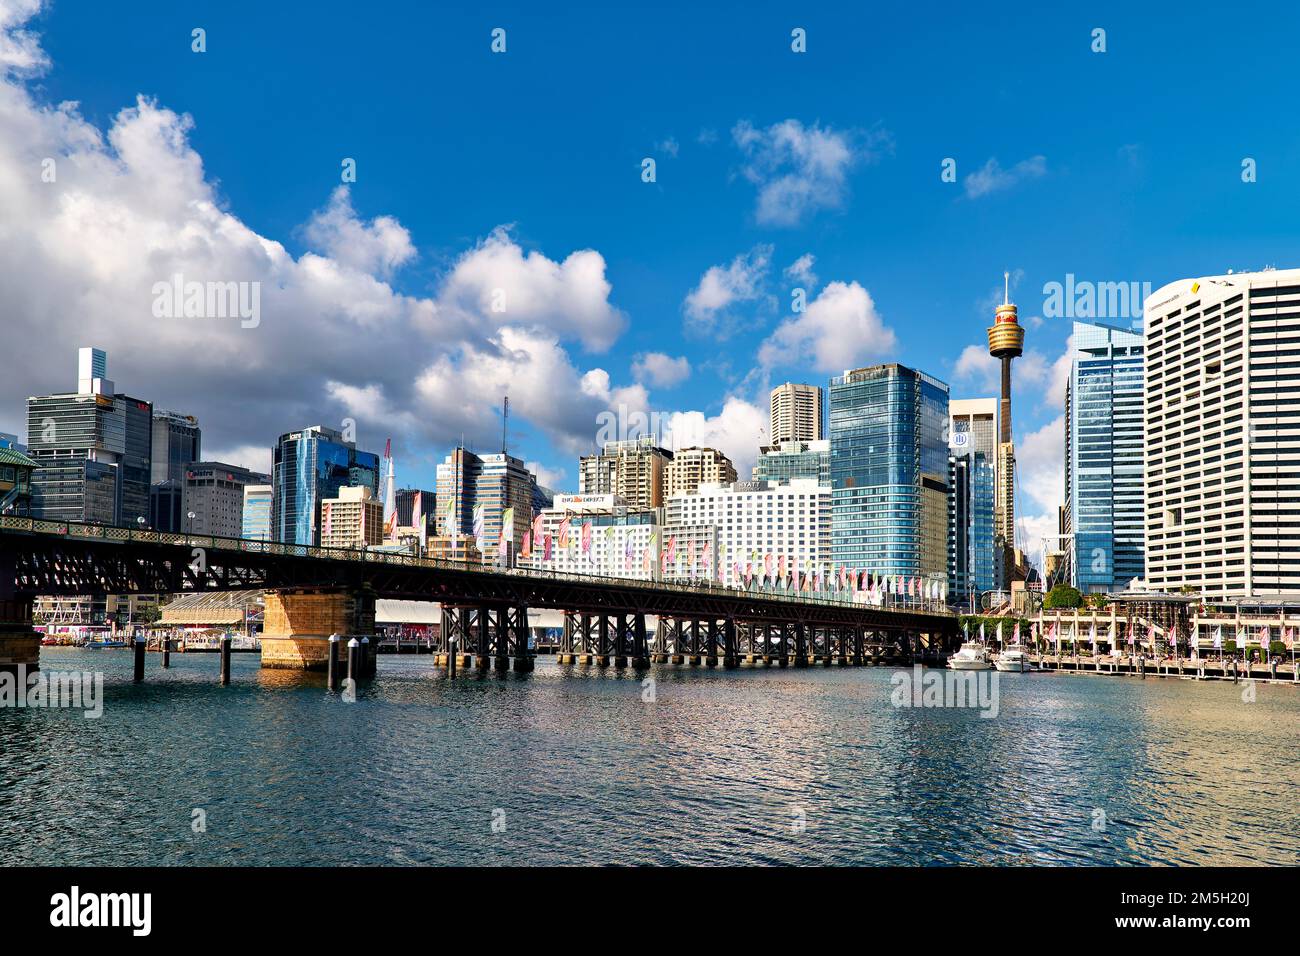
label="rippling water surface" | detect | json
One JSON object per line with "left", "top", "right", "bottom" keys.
{"left": 1, "top": 649, "right": 1296, "bottom": 865}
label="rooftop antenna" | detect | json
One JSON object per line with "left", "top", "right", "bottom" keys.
{"left": 1003, "top": 270, "right": 1011, "bottom": 306}
{"left": 502, "top": 395, "right": 509, "bottom": 455}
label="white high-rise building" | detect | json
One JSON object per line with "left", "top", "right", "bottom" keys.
{"left": 1144, "top": 267, "right": 1300, "bottom": 599}
{"left": 769, "top": 382, "right": 824, "bottom": 447}
{"left": 664, "top": 478, "right": 830, "bottom": 587}
{"left": 521, "top": 494, "right": 660, "bottom": 581}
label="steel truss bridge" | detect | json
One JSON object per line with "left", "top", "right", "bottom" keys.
{"left": 0, "top": 516, "right": 960, "bottom": 672}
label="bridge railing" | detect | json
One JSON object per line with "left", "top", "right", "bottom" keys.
{"left": 0, "top": 515, "right": 951, "bottom": 617}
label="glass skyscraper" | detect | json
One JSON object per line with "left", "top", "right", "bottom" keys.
{"left": 830, "top": 364, "right": 950, "bottom": 579}
{"left": 1065, "top": 319, "right": 1145, "bottom": 593}
{"left": 752, "top": 439, "right": 830, "bottom": 486}
{"left": 948, "top": 398, "right": 998, "bottom": 603}
{"left": 271, "top": 426, "right": 380, "bottom": 546}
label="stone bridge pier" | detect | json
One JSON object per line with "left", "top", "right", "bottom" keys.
{"left": 260, "top": 587, "right": 377, "bottom": 671}
{"left": 0, "top": 596, "right": 38, "bottom": 673}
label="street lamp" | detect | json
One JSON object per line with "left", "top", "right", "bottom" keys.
{"left": 187, "top": 511, "right": 195, "bottom": 536}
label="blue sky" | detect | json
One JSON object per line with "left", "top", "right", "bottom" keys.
{"left": 5, "top": 0, "right": 1300, "bottom": 554}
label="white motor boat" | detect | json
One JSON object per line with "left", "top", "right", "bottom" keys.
{"left": 994, "top": 647, "right": 1030, "bottom": 672}
{"left": 947, "top": 641, "right": 993, "bottom": 671}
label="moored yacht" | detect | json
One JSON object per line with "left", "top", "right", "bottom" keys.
{"left": 947, "top": 641, "right": 993, "bottom": 671}
{"left": 994, "top": 647, "right": 1030, "bottom": 672}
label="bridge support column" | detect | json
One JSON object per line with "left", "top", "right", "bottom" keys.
{"left": 597, "top": 615, "right": 611, "bottom": 667}
{"left": 512, "top": 605, "right": 533, "bottom": 673}
{"left": 260, "top": 589, "right": 375, "bottom": 671}
{"left": 793, "top": 621, "right": 808, "bottom": 667}
{"left": 632, "top": 614, "right": 649, "bottom": 669}
{"left": 723, "top": 618, "right": 739, "bottom": 669}
{"left": 0, "top": 596, "right": 39, "bottom": 673}
{"left": 613, "top": 614, "right": 628, "bottom": 668}
{"left": 706, "top": 619, "right": 720, "bottom": 667}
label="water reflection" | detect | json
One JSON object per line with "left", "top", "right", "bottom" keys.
{"left": 0, "top": 650, "right": 1296, "bottom": 865}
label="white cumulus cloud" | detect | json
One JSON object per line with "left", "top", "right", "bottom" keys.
{"left": 632, "top": 352, "right": 691, "bottom": 388}
{"left": 964, "top": 155, "right": 1047, "bottom": 199}
{"left": 732, "top": 119, "right": 888, "bottom": 227}
{"left": 757, "top": 281, "right": 897, "bottom": 374}
{"left": 682, "top": 244, "right": 772, "bottom": 337}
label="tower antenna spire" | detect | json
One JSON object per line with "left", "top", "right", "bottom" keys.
{"left": 1004, "top": 270, "right": 1010, "bottom": 305}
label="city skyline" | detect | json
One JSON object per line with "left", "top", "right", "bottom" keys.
{"left": 7, "top": 2, "right": 1300, "bottom": 573}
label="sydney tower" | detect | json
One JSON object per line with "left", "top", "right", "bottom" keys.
{"left": 987, "top": 271, "right": 1024, "bottom": 443}
{"left": 987, "top": 272, "right": 1024, "bottom": 587}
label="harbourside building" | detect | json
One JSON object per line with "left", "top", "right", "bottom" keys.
{"left": 663, "top": 478, "right": 831, "bottom": 587}
{"left": 830, "top": 364, "right": 949, "bottom": 585}
{"left": 521, "top": 493, "right": 660, "bottom": 580}
{"left": 1144, "top": 267, "right": 1300, "bottom": 599}
{"left": 1064, "top": 319, "right": 1145, "bottom": 594}
{"left": 0, "top": 439, "right": 37, "bottom": 517}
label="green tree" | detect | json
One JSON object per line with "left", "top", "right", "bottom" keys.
{"left": 1043, "top": 584, "right": 1083, "bottom": 609}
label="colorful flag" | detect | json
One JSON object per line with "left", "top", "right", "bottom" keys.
{"left": 520, "top": 530, "right": 532, "bottom": 558}
{"left": 557, "top": 516, "right": 571, "bottom": 549}
{"left": 501, "top": 508, "right": 515, "bottom": 543}
{"left": 581, "top": 521, "right": 593, "bottom": 555}
{"left": 543, "top": 533, "right": 553, "bottom": 561}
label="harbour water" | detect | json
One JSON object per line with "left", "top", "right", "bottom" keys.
{"left": 1, "top": 648, "right": 1296, "bottom": 866}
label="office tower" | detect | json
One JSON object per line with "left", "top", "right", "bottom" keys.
{"left": 270, "top": 425, "right": 380, "bottom": 546}
{"left": 1064, "top": 320, "right": 1145, "bottom": 594}
{"left": 752, "top": 439, "right": 831, "bottom": 485}
{"left": 664, "top": 478, "right": 831, "bottom": 586}
{"left": 242, "top": 484, "right": 273, "bottom": 540}
{"left": 150, "top": 481, "right": 185, "bottom": 533}
{"left": 523, "top": 494, "right": 660, "bottom": 581}
{"left": 320, "top": 485, "right": 384, "bottom": 550}
{"left": 151, "top": 411, "right": 201, "bottom": 485}
{"left": 830, "top": 364, "right": 950, "bottom": 582}
{"left": 665, "top": 446, "right": 737, "bottom": 497}
{"left": 77, "top": 347, "right": 107, "bottom": 394}
{"left": 477, "top": 453, "right": 536, "bottom": 558}
{"left": 947, "top": 398, "right": 998, "bottom": 603}
{"left": 26, "top": 348, "right": 152, "bottom": 526}
{"left": 1145, "top": 267, "right": 1300, "bottom": 599}
{"left": 434, "top": 448, "right": 538, "bottom": 563}
{"left": 987, "top": 273, "right": 1026, "bottom": 586}
{"left": 183, "top": 462, "right": 272, "bottom": 538}
{"left": 578, "top": 436, "right": 673, "bottom": 511}
{"left": 769, "top": 382, "right": 824, "bottom": 446}
{"left": 395, "top": 488, "right": 436, "bottom": 536}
